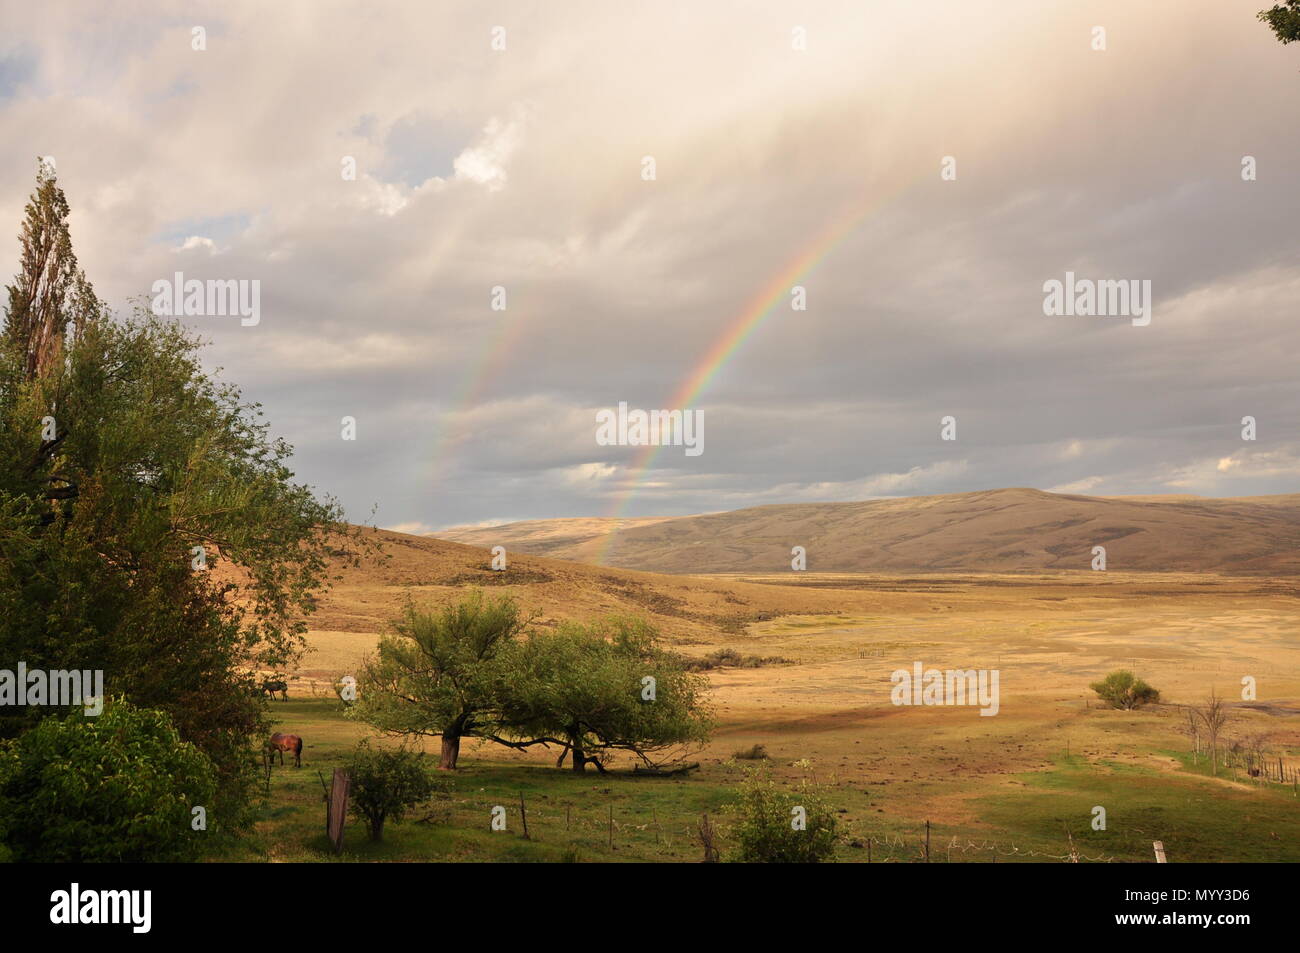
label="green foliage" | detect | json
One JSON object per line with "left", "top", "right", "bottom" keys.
{"left": 1259, "top": 1, "right": 1300, "bottom": 43}
{"left": 354, "top": 598, "right": 714, "bottom": 773}
{"left": 349, "top": 593, "right": 527, "bottom": 767}
{"left": 0, "top": 698, "right": 217, "bottom": 862}
{"left": 2, "top": 160, "right": 100, "bottom": 380}
{"left": 497, "top": 616, "right": 713, "bottom": 771}
{"left": 0, "top": 166, "right": 358, "bottom": 822}
{"left": 724, "top": 767, "right": 841, "bottom": 863}
{"left": 1090, "top": 670, "right": 1160, "bottom": 710}
{"left": 345, "top": 740, "right": 445, "bottom": 841}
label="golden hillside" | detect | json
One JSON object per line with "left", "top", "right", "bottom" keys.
{"left": 435, "top": 488, "right": 1300, "bottom": 574}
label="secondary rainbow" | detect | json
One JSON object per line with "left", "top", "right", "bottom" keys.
{"left": 594, "top": 179, "right": 918, "bottom": 565}
{"left": 427, "top": 307, "right": 530, "bottom": 487}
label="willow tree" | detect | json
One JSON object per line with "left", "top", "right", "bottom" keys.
{"left": 0, "top": 163, "right": 353, "bottom": 823}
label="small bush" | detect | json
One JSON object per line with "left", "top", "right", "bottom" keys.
{"left": 724, "top": 767, "right": 841, "bottom": 863}
{"left": 0, "top": 699, "right": 218, "bottom": 862}
{"left": 1090, "top": 670, "right": 1160, "bottom": 710}
{"left": 733, "top": 744, "right": 769, "bottom": 760}
{"left": 345, "top": 741, "right": 444, "bottom": 841}
{"left": 684, "top": 649, "right": 791, "bottom": 672}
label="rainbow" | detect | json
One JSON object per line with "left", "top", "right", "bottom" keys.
{"left": 427, "top": 306, "right": 530, "bottom": 488}
{"left": 594, "top": 179, "right": 919, "bottom": 565}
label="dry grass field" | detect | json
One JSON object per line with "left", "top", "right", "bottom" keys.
{"left": 258, "top": 524, "right": 1300, "bottom": 862}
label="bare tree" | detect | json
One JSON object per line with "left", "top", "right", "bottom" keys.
{"left": 1197, "top": 692, "right": 1229, "bottom": 776}
{"left": 1182, "top": 706, "right": 1201, "bottom": 763}
{"left": 1245, "top": 734, "right": 1269, "bottom": 782}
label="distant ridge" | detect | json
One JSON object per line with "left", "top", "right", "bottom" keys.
{"left": 433, "top": 488, "right": 1300, "bottom": 573}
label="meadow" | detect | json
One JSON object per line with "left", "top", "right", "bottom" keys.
{"left": 240, "top": 553, "right": 1300, "bottom": 863}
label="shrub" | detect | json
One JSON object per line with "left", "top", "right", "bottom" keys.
{"left": 1090, "top": 670, "right": 1160, "bottom": 710}
{"left": 683, "top": 648, "right": 791, "bottom": 672}
{"left": 345, "top": 741, "right": 444, "bottom": 841}
{"left": 0, "top": 698, "right": 218, "bottom": 862}
{"left": 724, "top": 767, "right": 841, "bottom": 863}
{"left": 733, "top": 743, "right": 769, "bottom": 760}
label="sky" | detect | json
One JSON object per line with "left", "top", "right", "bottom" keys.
{"left": 2, "top": 0, "right": 1298, "bottom": 534}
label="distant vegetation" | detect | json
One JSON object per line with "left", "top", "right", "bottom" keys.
{"left": 1089, "top": 670, "right": 1160, "bottom": 710}
{"left": 684, "top": 648, "right": 791, "bottom": 671}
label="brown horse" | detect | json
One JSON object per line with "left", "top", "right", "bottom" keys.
{"left": 266, "top": 732, "right": 303, "bottom": 768}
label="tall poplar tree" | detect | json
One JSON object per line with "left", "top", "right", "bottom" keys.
{"left": 0, "top": 163, "right": 357, "bottom": 823}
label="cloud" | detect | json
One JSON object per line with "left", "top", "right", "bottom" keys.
{"left": 2, "top": 0, "right": 1298, "bottom": 530}
{"left": 384, "top": 521, "right": 435, "bottom": 536}
{"left": 451, "top": 111, "right": 526, "bottom": 192}
{"left": 176, "top": 235, "right": 217, "bottom": 253}
{"left": 1046, "top": 476, "right": 1107, "bottom": 495}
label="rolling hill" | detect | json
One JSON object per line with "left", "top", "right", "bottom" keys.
{"left": 302, "top": 525, "right": 852, "bottom": 645}
{"left": 433, "top": 488, "right": 1300, "bottom": 574}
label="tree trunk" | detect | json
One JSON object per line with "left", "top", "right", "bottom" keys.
{"left": 439, "top": 733, "right": 461, "bottom": 770}
{"left": 570, "top": 731, "right": 586, "bottom": 773}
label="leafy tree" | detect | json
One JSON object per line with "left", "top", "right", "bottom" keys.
{"left": 724, "top": 767, "right": 841, "bottom": 863}
{"left": 3, "top": 160, "right": 100, "bottom": 380}
{"left": 0, "top": 163, "right": 356, "bottom": 822}
{"left": 0, "top": 698, "right": 217, "bottom": 862}
{"left": 345, "top": 740, "right": 444, "bottom": 841}
{"left": 1259, "top": 1, "right": 1300, "bottom": 44}
{"left": 350, "top": 593, "right": 528, "bottom": 769}
{"left": 1089, "top": 670, "right": 1160, "bottom": 710}
{"left": 496, "top": 616, "right": 712, "bottom": 773}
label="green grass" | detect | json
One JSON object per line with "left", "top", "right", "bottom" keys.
{"left": 219, "top": 698, "right": 745, "bottom": 862}
{"left": 217, "top": 700, "right": 1300, "bottom": 863}
{"left": 974, "top": 754, "right": 1300, "bottom": 863}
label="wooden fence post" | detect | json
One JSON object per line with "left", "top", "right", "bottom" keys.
{"left": 327, "top": 768, "right": 350, "bottom": 855}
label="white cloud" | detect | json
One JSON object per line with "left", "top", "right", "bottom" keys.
{"left": 176, "top": 236, "right": 217, "bottom": 253}
{"left": 1047, "top": 476, "right": 1106, "bottom": 494}
{"left": 451, "top": 112, "right": 526, "bottom": 192}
